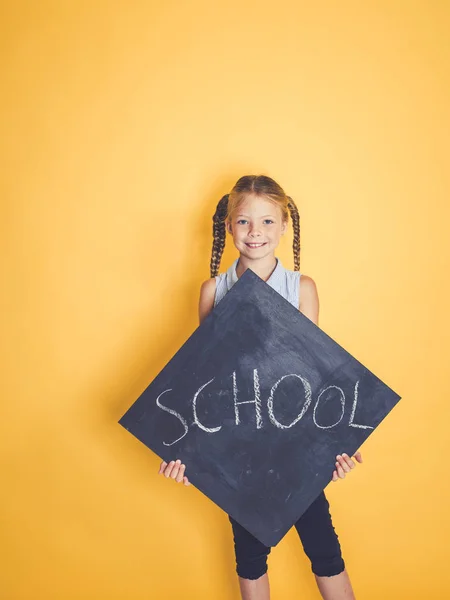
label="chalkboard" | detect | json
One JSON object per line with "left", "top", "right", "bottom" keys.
{"left": 119, "top": 269, "right": 401, "bottom": 547}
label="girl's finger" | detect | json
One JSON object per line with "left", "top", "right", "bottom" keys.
{"left": 332, "top": 470, "right": 338, "bottom": 482}
{"left": 336, "top": 461, "right": 346, "bottom": 479}
{"left": 158, "top": 461, "right": 168, "bottom": 474}
{"left": 336, "top": 455, "right": 351, "bottom": 473}
{"left": 165, "top": 460, "right": 175, "bottom": 478}
{"left": 342, "top": 453, "right": 355, "bottom": 469}
{"left": 170, "top": 459, "right": 182, "bottom": 479}
{"left": 183, "top": 476, "right": 191, "bottom": 486}
{"left": 354, "top": 451, "right": 363, "bottom": 463}
{"left": 176, "top": 464, "right": 186, "bottom": 483}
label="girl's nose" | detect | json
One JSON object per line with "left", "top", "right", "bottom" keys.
{"left": 249, "top": 226, "right": 262, "bottom": 236}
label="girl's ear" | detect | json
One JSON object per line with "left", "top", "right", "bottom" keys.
{"left": 226, "top": 220, "right": 232, "bottom": 234}
{"left": 281, "top": 220, "right": 287, "bottom": 235}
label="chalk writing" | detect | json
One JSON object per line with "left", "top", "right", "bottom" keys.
{"left": 157, "top": 369, "right": 374, "bottom": 446}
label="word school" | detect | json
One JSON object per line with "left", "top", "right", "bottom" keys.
{"left": 156, "top": 369, "right": 375, "bottom": 446}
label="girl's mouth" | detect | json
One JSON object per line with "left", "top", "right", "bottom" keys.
{"left": 245, "top": 242, "right": 267, "bottom": 249}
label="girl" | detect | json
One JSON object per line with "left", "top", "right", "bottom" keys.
{"left": 158, "top": 175, "right": 363, "bottom": 600}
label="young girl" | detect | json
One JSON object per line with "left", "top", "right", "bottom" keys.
{"left": 158, "top": 175, "right": 363, "bottom": 600}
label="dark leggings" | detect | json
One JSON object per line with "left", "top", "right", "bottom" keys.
{"left": 228, "top": 491, "right": 345, "bottom": 580}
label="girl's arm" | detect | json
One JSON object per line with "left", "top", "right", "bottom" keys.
{"left": 299, "top": 274, "right": 363, "bottom": 480}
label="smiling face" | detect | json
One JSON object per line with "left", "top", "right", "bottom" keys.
{"left": 226, "top": 193, "right": 287, "bottom": 259}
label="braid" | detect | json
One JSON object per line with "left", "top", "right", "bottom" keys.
{"left": 287, "top": 196, "right": 301, "bottom": 271}
{"left": 210, "top": 194, "right": 229, "bottom": 278}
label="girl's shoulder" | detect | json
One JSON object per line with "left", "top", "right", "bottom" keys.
{"left": 299, "top": 273, "right": 317, "bottom": 294}
{"left": 198, "top": 277, "right": 217, "bottom": 324}
{"left": 298, "top": 273, "right": 319, "bottom": 321}
{"left": 199, "top": 276, "right": 217, "bottom": 297}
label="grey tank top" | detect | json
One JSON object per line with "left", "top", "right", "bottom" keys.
{"left": 214, "top": 257, "right": 302, "bottom": 309}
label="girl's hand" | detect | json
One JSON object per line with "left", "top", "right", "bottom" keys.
{"left": 158, "top": 459, "right": 191, "bottom": 486}
{"left": 332, "top": 451, "right": 363, "bottom": 482}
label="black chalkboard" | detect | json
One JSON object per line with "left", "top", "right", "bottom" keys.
{"left": 119, "top": 269, "right": 401, "bottom": 546}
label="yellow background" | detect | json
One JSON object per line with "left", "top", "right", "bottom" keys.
{"left": 1, "top": 1, "right": 449, "bottom": 598}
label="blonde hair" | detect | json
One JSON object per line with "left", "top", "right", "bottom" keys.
{"left": 210, "top": 175, "right": 300, "bottom": 277}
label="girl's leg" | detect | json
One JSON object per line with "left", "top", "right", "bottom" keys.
{"left": 237, "top": 572, "right": 270, "bottom": 600}
{"left": 314, "top": 570, "right": 355, "bottom": 600}
{"left": 228, "top": 515, "right": 272, "bottom": 600}
{"left": 295, "top": 491, "right": 356, "bottom": 599}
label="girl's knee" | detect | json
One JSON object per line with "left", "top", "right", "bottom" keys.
{"left": 228, "top": 515, "right": 271, "bottom": 580}
{"left": 295, "top": 492, "right": 346, "bottom": 577}
{"left": 232, "top": 537, "right": 272, "bottom": 580}
{"left": 236, "top": 559, "right": 269, "bottom": 580}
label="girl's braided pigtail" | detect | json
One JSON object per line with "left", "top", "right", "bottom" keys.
{"left": 287, "top": 196, "right": 301, "bottom": 271}
{"left": 210, "top": 194, "right": 229, "bottom": 278}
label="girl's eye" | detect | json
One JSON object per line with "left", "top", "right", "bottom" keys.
{"left": 236, "top": 219, "right": 274, "bottom": 225}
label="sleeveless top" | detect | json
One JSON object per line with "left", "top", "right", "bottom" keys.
{"left": 214, "top": 257, "right": 302, "bottom": 309}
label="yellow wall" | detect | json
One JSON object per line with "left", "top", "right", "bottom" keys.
{"left": 2, "top": 1, "right": 449, "bottom": 598}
